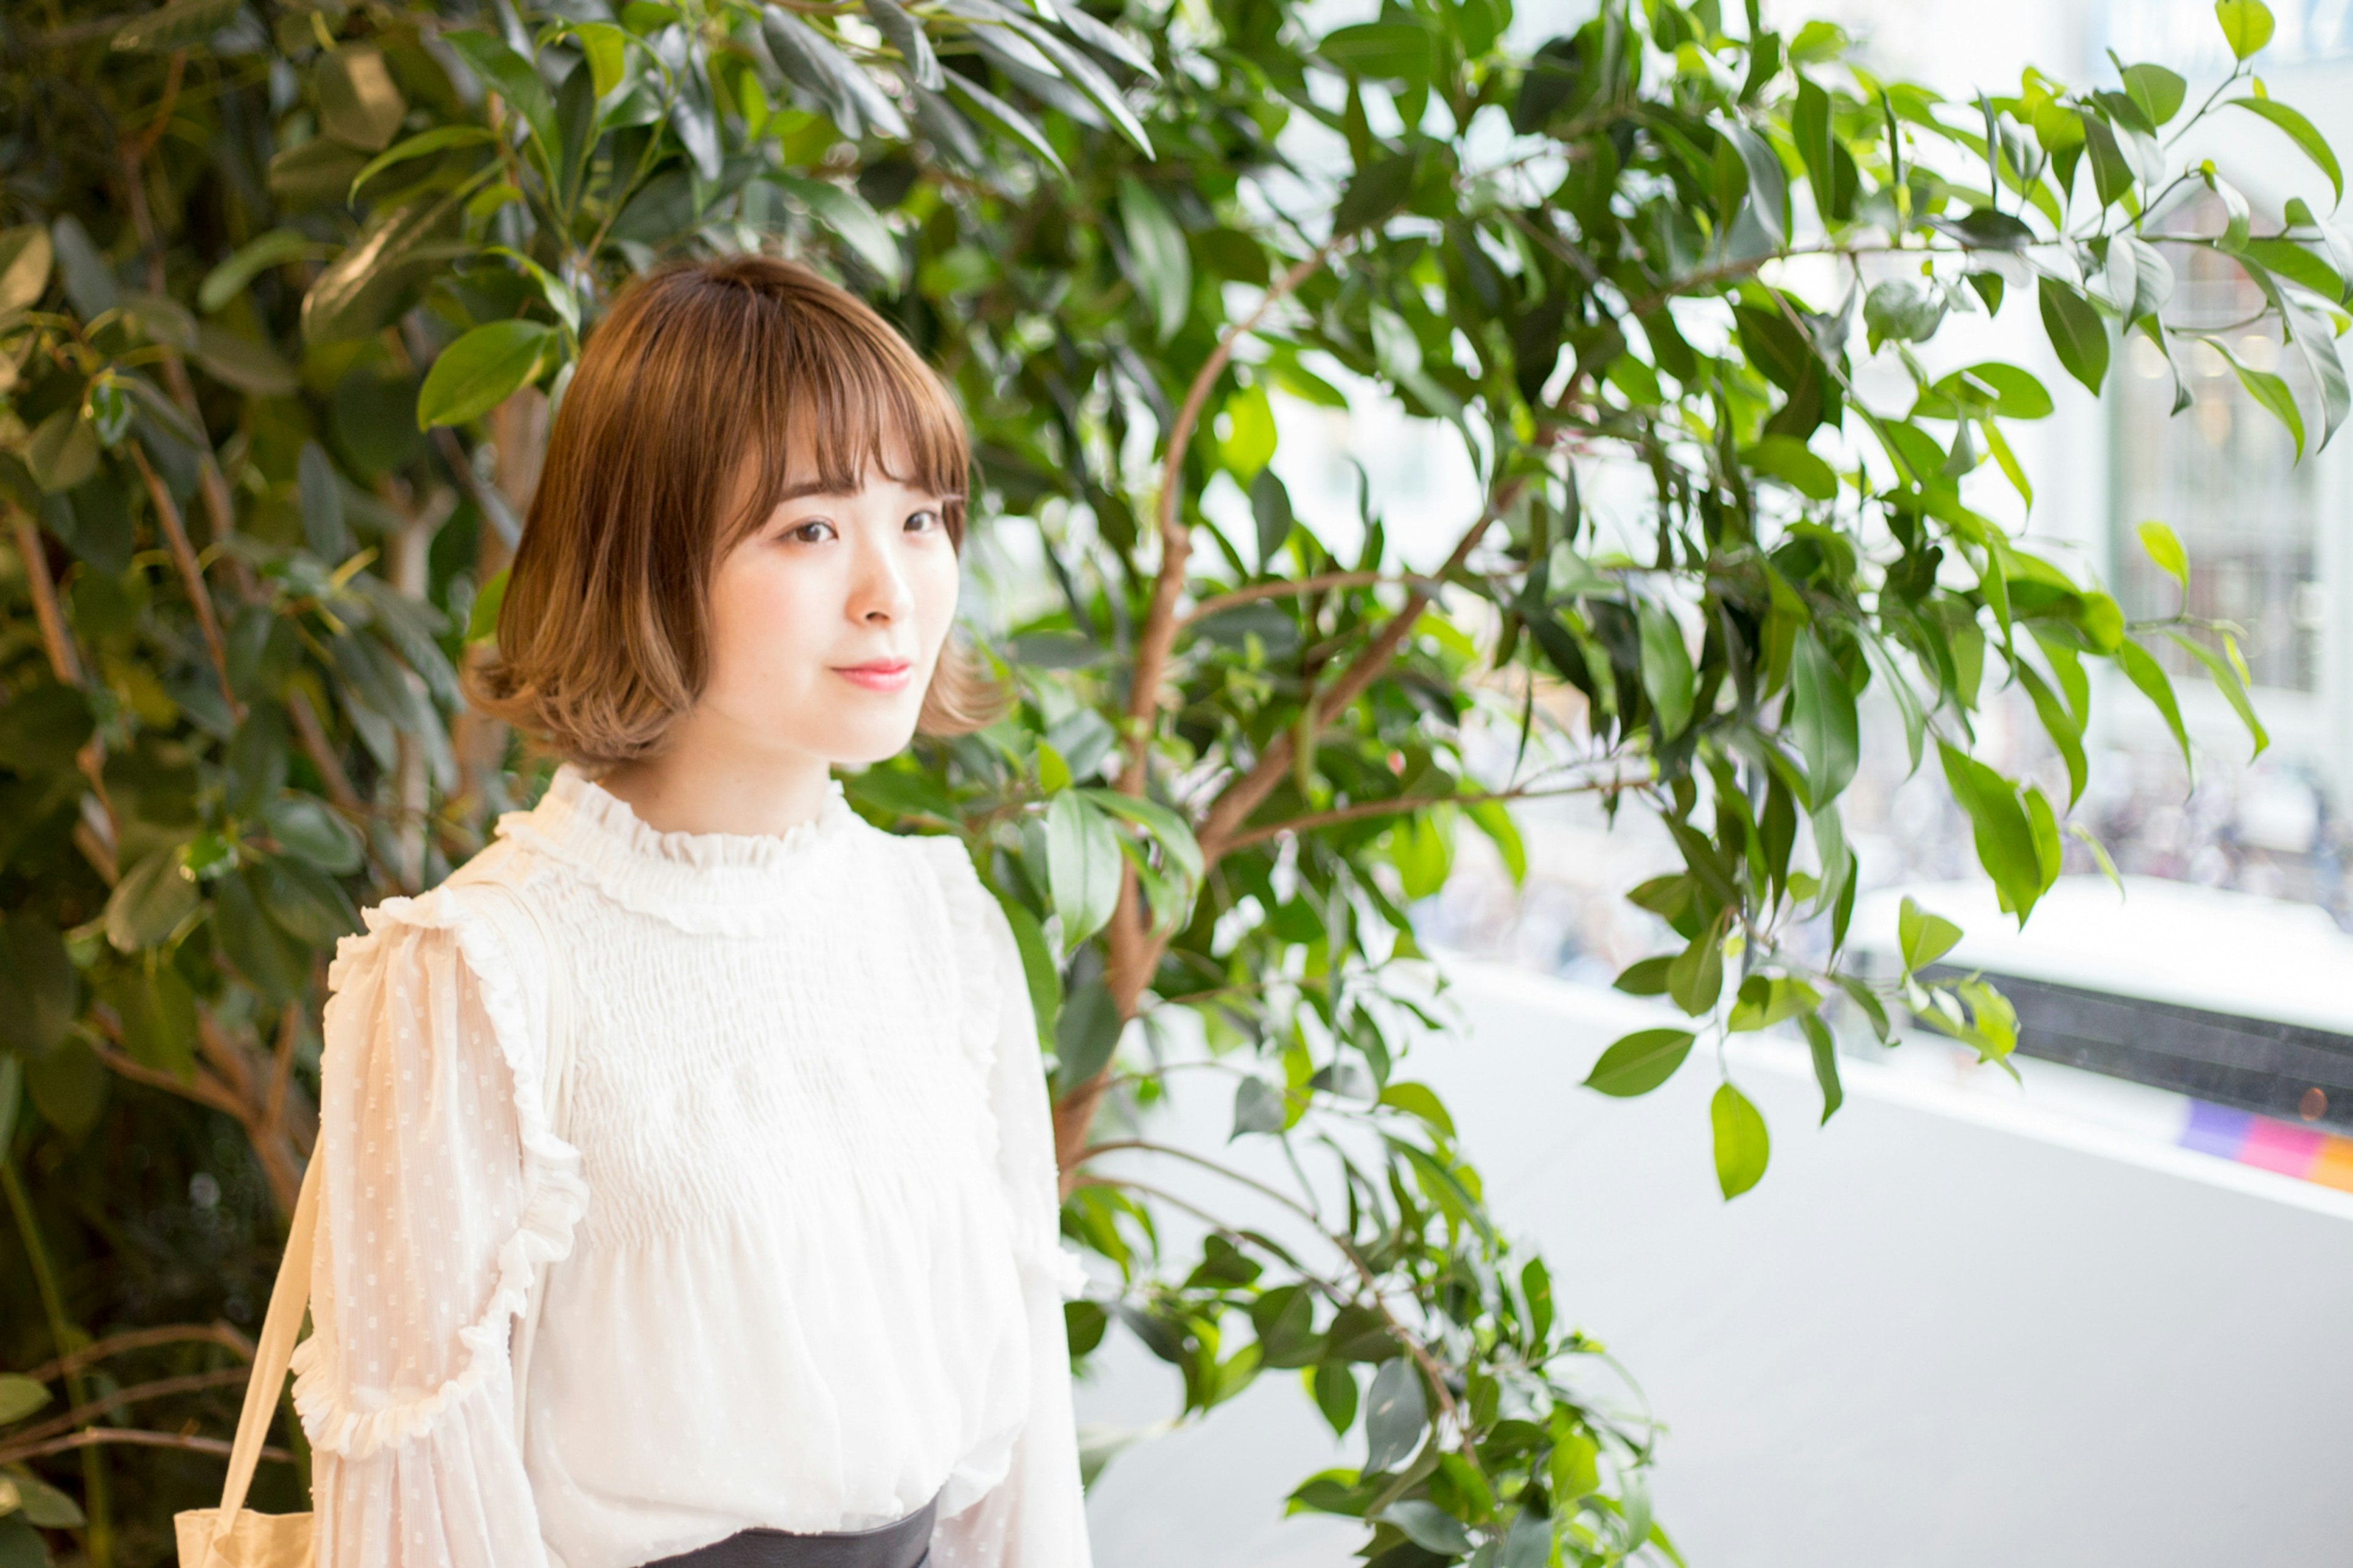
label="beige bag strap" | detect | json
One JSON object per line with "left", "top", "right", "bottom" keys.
{"left": 208, "top": 1130, "right": 323, "bottom": 1530}
{"left": 205, "top": 867, "right": 572, "bottom": 1528}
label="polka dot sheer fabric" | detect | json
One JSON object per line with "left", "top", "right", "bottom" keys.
{"left": 292, "top": 767, "right": 1093, "bottom": 1568}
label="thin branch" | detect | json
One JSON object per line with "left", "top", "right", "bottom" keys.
{"left": 1192, "top": 480, "right": 1529, "bottom": 872}
{"left": 25, "top": 1322, "right": 254, "bottom": 1385}
{"left": 9, "top": 509, "right": 83, "bottom": 687}
{"left": 5, "top": 1368, "right": 252, "bottom": 1449}
{"left": 1219, "top": 775, "right": 1646, "bottom": 854}
{"left": 88, "top": 1039, "right": 248, "bottom": 1122}
{"left": 1124, "top": 237, "right": 1349, "bottom": 798}
{"left": 122, "top": 140, "right": 246, "bottom": 581}
{"left": 128, "top": 441, "right": 241, "bottom": 725}
{"left": 0, "top": 1427, "right": 292, "bottom": 1467}
{"left": 1179, "top": 570, "right": 1440, "bottom": 628}
{"left": 287, "top": 684, "right": 363, "bottom": 815}
{"left": 264, "top": 999, "right": 302, "bottom": 1138}
{"left": 1072, "top": 1138, "right": 1323, "bottom": 1225}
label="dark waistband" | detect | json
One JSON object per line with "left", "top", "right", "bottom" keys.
{"left": 635, "top": 1493, "right": 938, "bottom": 1568}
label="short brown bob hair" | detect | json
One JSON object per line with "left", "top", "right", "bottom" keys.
{"left": 472, "top": 253, "right": 1007, "bottom": 767}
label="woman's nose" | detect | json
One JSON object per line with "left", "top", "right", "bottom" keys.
{"left": 847, "top": 526, "right": 916, "bottom": 623}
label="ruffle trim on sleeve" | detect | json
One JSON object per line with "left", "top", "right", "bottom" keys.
{"left": 292, "top": 884, "right": 591, "bottom": 1460}
{"left": 911, "top": 838, "right": 1089, "bottom": 1302}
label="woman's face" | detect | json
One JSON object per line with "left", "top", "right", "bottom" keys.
{"left": 695, "top": 452, "right": 963, "bottom": 768}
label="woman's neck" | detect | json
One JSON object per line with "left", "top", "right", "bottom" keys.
{"left": 594, "top": 725, "right": 835, "bottom": 841}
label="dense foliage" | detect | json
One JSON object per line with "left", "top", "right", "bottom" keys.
{"left": 0, "top": 0, "right": 2325, "bottom": 1561}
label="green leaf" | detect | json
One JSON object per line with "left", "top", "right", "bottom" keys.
{"left": 0, "top": 1375, "right": 48, "bottom": 1425}
{"left": 1800, "top": 1013, "right": 1844, "bottom": 1124}
{"left": 2037, "top": 275, "right": 2109, "bottom": 393}
{"left": 2210, "top": 335, "right": 2305, "bottom": 457}
{"left": 1863, "top": 278, "right": 1944, "bottom": 350}
{"left": 2137, "top": 520, "right": 2188, "bottom": 589}
{"left": 1311, "top": 1362, "right": 1357, "bottom": 1435}
{"left": 191, "top": 324, "right": 300, "bottom": 397}
{"left": 1741, "top": 434, "right": 1838, "bottom": 499}
{"left": 861, "top": 0, "right": 942, "bottom": 91}
{"left": 1319, "top": 21, "right": 1437, "bottom": 84}
{"left": 1377, "top": 1501, "right": 1474, "bottom": 1556}
{"left": 573, "top": 21, "right": 632, "bottom": 97}
{"left": 1379, "top": 1080, "right": 1455, "bottom": 1140}
{"left": 2275, "top": 287, "right": 2350, "bottom": 450}
{"left": 23, "top": 409, "right": 97, "bottom": 494}
{"left": 316, "top": 47, "right": 409, "bottom": 153}
{"left": 1792, "top": 75, "right": 1857, "bottom": 222}
{"left": 1076, "top": 788, "right": 1204, "bottom": 890}
{"left": 1333, "top": 152, "right": 1417, "bottom": 236}
{"left": 1362, "top": 1356, "right": 1428, "bottom": 1472}
{"left": 941, "top": 72, "right": 1066, "bottom": 175}
{"left": 440, "top": 31, "right": 556, "bottom": 154}
{"left": 1053, "top": 977, "right": 1122, "bottom": 1090}
{"left": 197, "top": 227, "right": 324, "bottom": 314}
{"left": 2115, "top": 636, "right": 2192, "bottom": 776}
{"left": 1710, "top": 1081, "right": 1771, "bottom": 1199}
{"left": 1727, "top": 974, "right": 1823, "bottom": 1032}
{"left": 1583, "top": 1028, "right": 1697, "bottom": 1097}
{"left": 1232, "top": 1076, "right": 1286, "bottom": 1138}
{"left": 300, "top": 189, "right": 468, "bottom": 343}
{"left": 103, "top": 963, "right": 198, "bottom": 1081}
{"left": 0, "top": 915, "right": 79, "bottom": 1059}
{"left": 417, "top": 320, "right": 555, "bottom": 430}
{"left": 0, "top": 227, "right": 51, "bottom": 314}
{"left": 1549, "top": 1423, "right": 1601, "bottom": 1501}
{"left": 2018, "top": 661, "right": 2088, "bottom": 807}
{"left": 2119, "top": 62, "right": 2188, "bottom": 126}
{"left": 1897, "top": 895, "right": 1962, "bottom": 972}
{"left": 1665, "top": 925, "right": 1724, "bottom": 1015}
{"left": 2223, "top": 97, "right": 2339, "bottom": 203}
{"left": 771, "top": 175, "right": 906, "bottom": 290}
{"left": 1116, "top": 177, "right": 1190, "bottom": 344}
{"left": 1249, "top": 468, "right": 1295, "bottom": 567}
{"left": 1046, "top": 790, "right": 1121, "bottom": 947}
{"left": 2166, "top": 629, "right": 2270, "bottom": 757}
{"left": 9, "top": 1469, "right": 82, "bottom": 1528}
{"left": 2215, "top": 0, "right": 2276, "bottom": 61}
{"left": 1790, "top": 629, "right": 1859, "bottom": 806}
{"left": 1938, "top": 742, "right": 2049, "bottom": 922}
{"left": 105, "top": 847, "right": 197, "bottom": 952}
{"left": 761, "top": 9, "right": 908, "bottom": 140}
{"left": 263, "top": 795, "right": 364, "bottom": 874}
{"left": 1637, "top": 600, "right": 1694, "bottom": 738}
{"left": 347, "top": 125, "right": 497, "bottom": 204}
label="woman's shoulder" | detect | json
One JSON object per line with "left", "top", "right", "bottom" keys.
{"left": 332, "top": 840, "right": 552, "bottom": 993}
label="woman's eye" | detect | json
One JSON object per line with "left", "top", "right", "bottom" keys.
{"left": 787, "top": 520, "right": 835, "bottom": 544}
{"left": 905, "top": 509, "right": 942, "bottom": 534}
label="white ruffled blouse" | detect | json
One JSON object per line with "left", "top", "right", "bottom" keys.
{"left": 289, "top": 765, "right": 1093, "bottom": 1568}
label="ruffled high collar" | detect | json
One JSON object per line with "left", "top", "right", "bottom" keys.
{"left": 495, "top": 763, "right": 862, "bottom": 932}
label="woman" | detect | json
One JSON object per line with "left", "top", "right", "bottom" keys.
{"left": 289, "top": 256, "right": 1092, "bottom": 1568}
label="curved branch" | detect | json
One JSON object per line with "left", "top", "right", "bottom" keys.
{"left": 24, "top": 1320, "right": 254, "bottom": 1385}
{"left": 1179, "top": 570, "right": 1441, "bottom": 628}
{"left": 0, "top": 1426, "right": 292, "bottom": 1467}
{"left": 5, "top": 1368, "right": 252, "bottom": 1449}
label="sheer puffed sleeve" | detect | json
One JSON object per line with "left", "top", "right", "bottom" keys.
{"left": 290, "top": 885, "right": 588, "bottom": 1568}
{"left": 917, "top": 841, "right": 1094, "bottom": 1568}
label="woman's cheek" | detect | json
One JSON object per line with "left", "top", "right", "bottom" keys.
{"left": 712, "top": 553, "right": 825, "bottom": 694}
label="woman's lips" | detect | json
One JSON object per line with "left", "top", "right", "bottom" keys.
{"left": 833, "top": 660, "right": 912, "bottom": 692}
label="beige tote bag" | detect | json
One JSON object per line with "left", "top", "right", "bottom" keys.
{"left": 175, "top": 877, "right": 570, "bottom": 1567}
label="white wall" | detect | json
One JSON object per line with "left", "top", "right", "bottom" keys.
{"left": 1079, "top": 961, "right": 2353, "bottom": 1565}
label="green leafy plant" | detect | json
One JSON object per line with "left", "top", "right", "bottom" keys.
{"left": 0, "top": 0, "right": 2324, "bottom": 1562}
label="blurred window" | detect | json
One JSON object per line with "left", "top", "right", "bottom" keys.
{"left": 2112, "top": 225, "right": 2322, "bottom": 694}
